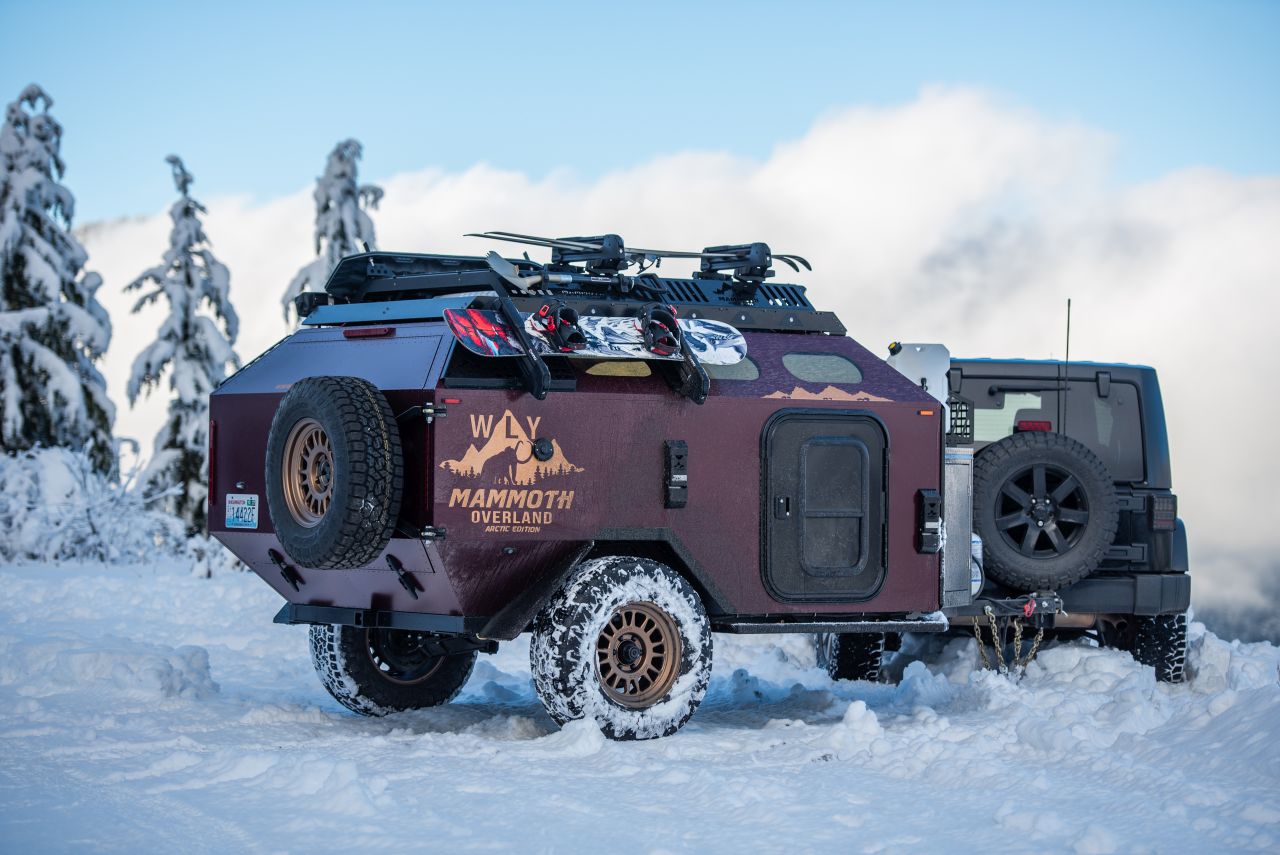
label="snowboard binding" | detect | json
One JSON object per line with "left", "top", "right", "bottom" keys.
{"left": 637, "top": 304, "right": 682, "bottom": 357}
{"left": 534, "top": 301, "right": 588, "bottom": 352}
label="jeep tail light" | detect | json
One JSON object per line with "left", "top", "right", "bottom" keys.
{"left": 1016, "top": 420, "right": 1052, "bottom": 432}
{"left": 1150, "top": 494, "right": 1177, "bottom": 531}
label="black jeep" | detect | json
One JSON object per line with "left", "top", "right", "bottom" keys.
{"left": 948, "top": 357, "right": 1188, "bottom": 681}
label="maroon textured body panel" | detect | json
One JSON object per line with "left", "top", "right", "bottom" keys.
{"left": 210, "top": 322, "right": 943, "bottom": 622}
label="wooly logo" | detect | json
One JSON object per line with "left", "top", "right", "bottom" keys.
{"left": 440, "top": 410, "right": 583, "bottom": 486}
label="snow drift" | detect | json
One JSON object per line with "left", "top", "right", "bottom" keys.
{"left": 1, "top": 561, "right": 1276, "bottom": 853}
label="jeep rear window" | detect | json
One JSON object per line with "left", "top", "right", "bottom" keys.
{"left": 961, "top": 379, "right": 1144, "bottom": 482}
{"left": 782, "top": 353, "right": 862, "bottom": 385}
{"left": 973, "top": 392, "right": 1046, "bottom": 441}
{"left": 704, "top": 358, "right": 759, "bottom": 381}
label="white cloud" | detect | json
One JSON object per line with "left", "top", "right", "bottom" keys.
{"left": 80, "top": 86, "right": 1280, "bottom": 605}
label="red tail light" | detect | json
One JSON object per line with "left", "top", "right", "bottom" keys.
{"left": 1016, "top": 420, "right": 1053, "bottom": 432}
{"left": 207, "top": 418, "right": 217, "bottom": 531}
{"left": 1151, "top": 494, "right": 1177, "bottom": 531}
{"left": 343, "top": 326, "right": 394, "bottom": 338}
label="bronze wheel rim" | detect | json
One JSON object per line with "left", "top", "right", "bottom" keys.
{"left": 282, "top": 418, "right": 334, "bottom": 528}
{"left": 596, "top": 601, "right": 682, "bottom": 709}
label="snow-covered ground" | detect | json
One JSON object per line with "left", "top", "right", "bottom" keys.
{"left": 2, "top": 563, "right": 1277, "bottom": 854}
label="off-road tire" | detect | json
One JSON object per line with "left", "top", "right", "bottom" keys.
{"left": 265, "top": 376, "right": 403, "bottom": 569}
{"left": 530, "top": 556, "right": 712, "bottom": 741}
{"left": 815, "top": 632, "right": 886, "bottom": 682}
{"left": 973, "top": 432, "right": 1118, "bottom": 592}
{"left": 309, "top": 624, "right": 477, "bottom": 715}
{"left": 1132, "top": 612, "right": 1188, "bottom": 684}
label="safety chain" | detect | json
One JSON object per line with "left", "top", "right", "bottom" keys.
{"left": 974, "top": 605, "right": 1045, "bottom": 678}
{"left": 973, "top": 620, "right": 991, "bottom": 671}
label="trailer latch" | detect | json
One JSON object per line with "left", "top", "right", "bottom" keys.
{"left": 917, "top": 488, "right": 942, "bottom": 553}
{"left": 664, "top": 440, "right": 688, "bottom": 508}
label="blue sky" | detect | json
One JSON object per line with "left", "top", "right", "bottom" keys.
{"left": 2, "top": 0, "right": 1277, "bottom": 223}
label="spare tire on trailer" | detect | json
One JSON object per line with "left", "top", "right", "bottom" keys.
{"left": 973, "top": 431, "right": 1118, "bottom": 592}
{"left": 265, "top": 376, "right": 403, "bottom": 569}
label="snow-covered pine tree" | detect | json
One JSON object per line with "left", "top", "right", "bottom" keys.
{"left": 0, "top": 84, "right": 115, "bottom": 473}
{"left": 126, "top": 155, "right": 239, "bottom": 533}
{"left": 281, "top": 139, "right": 383, "bottom": 320}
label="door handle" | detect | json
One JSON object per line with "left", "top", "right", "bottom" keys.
{"left": 775, "top": 496, "right": 791, "bottom": 519}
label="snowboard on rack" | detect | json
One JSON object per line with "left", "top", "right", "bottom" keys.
{"left": 443, "top": 308, "right": 748, "bottom": 365}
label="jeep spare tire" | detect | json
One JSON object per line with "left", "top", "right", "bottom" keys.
{"left": 973, "top": 431, "right": 1118, "bottom": 592}
{"left": 265, "top": 376, "right": 403, "bottom": 569}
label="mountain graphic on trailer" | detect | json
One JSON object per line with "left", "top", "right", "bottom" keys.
{"left": 439, "top": 410, "right": 583, "bottom": 486}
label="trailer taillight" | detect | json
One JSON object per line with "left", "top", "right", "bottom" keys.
{"left": 343, "top": 326, "right": 394, "bottom": 338}
{"left": 207, "top": 418, "right": 217, "bottom": 531}
{"left": 1150, "top": 494, "right": 1177, "bottom": 531}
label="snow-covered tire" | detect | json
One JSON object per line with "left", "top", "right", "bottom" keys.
{"left": 1132, "top": 612, "right": 1188, "bottom": 684}
{"left": 815, "top": 632, "right": 885, "bottom": 682}
{"left": 973, "top": 432, "right": 1118, "bottom": 592}
{"left": 309, "top": 624, "right": 476, "bottom": 716}
{"left": 529, "top": 556, "right": 712, "bottom": 741}
{"left": 265, "top": 376, "right": 403, "bottom": 570}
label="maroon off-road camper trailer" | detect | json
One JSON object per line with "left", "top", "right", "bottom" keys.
{"left": 209, "top": 233, "right": 1187, "bottom": 739}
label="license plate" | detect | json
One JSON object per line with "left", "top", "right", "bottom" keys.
{"left": 225, "top": 493, "right": 259, "bottom": 529}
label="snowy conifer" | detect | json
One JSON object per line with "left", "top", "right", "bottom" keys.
{"left": 126, "top": 156, "right": 239, "bottom": 533}
{"left": 0, "top": 84, "right": 114, "bottom": 473}
{"left": 281, "top": 139, "right": 382, "bottom": 319}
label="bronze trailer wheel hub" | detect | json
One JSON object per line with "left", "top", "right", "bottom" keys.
{"left": 597, "top": 602, "right": 682, "bottom": 708}
{"left": 282, "top": 418, "right": 335, "bottom": 527}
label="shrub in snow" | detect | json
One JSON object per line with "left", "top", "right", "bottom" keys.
{"left": 0, "top": 84, "right": 114, "bottom": 473}
{"left": 281, "top": 139, "right": 382, "bottom": 320}
{"left": 0, "top": 446, "right": 240, "bottom": 573}
{"left": 125, "top": 156, "right": 239, "bottom": 533}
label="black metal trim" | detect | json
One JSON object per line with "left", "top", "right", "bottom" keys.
{"left": 715, "top": 617, "right": 948, "bottom": 634}
{"left": 509, "top": 296, "right": 845, "bottom": 335}
{"left": 273, "top": 603, "right": 490, "bottom": 635}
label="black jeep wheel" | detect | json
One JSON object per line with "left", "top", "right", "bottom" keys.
{"left": 973, "top": 432, "right": 1118, "bottom": 592}
{"left": 265, "top": 376, "right": 403, "bottom": 569}
{"left": 530, "top": 556, "right": 713, "bottom": 740}
{"left": 815, "top": 633, "right": 886, "bottom": 682}
{"left": 309, "top": 624, "right": 477, "bottom": 715}
{"left": 1100, "top": 613, "right": 1188, "bottom": 683}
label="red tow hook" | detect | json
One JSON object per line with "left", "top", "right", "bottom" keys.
{"left": 1023, "top": 597, "right": 1037, "bottom": 619}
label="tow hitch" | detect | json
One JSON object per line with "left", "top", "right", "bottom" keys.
{"left": 972, "top": 591, "right": 1064, "bottom": 675}
{"left": 978, "top": 592, "right": 1064, "bottom": 628}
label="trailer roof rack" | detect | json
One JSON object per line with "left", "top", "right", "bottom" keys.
{"left": 319, "top": 233, "right": 843, "bottom": 336}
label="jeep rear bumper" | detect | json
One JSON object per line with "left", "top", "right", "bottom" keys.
{"left": 945, "top": 572, "right": 1191, "bottom": 619}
